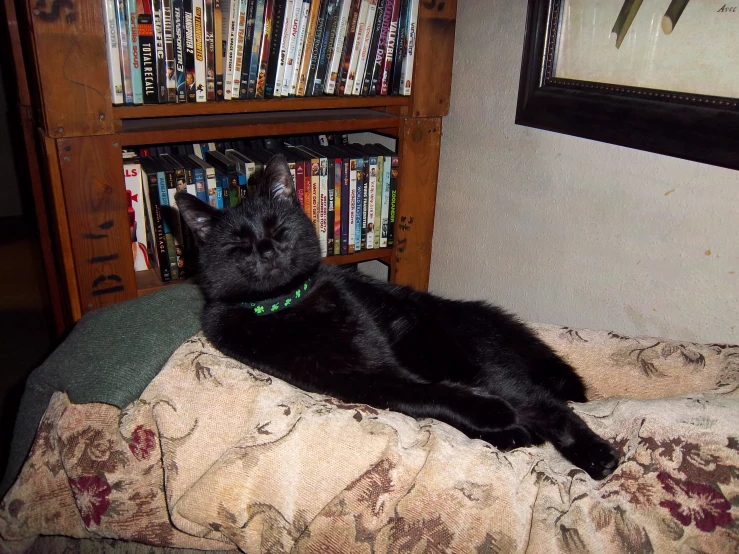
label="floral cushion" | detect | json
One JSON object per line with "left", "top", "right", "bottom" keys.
{"left": 1, "top": 327, "right": 738, "bottom": 553}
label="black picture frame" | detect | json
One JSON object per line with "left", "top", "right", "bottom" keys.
{"left": 515, "top": 0, "right": 739, "bottom": 171}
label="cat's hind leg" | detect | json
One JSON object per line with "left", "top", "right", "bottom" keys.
{"left": 520, "top": 398, "right": 619, "bottom": 479}
{"left": 328, "top": 375, "right": 535, "bottom": 449}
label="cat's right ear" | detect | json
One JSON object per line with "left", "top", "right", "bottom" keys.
{"left": 175, "top": 191, "right": 217, "bottom": 241}
{"left": 263, "top": 154, "right": 297, "bottom": 203}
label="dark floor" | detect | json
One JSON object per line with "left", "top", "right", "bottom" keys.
{"left": 0, "top": 216, "right": 53, "bottom": 479}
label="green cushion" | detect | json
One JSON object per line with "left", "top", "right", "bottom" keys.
{"left": 1, "top": 280, "right": 204, "bottom": 496}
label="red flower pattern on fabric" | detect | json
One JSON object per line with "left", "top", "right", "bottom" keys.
{"left": 128, "top": 424, "right": 156, "bottom": 461}
{"left": 657, "top": 472, "right": 733, "bottom": 532}
{"left": 69, "top": 475, "right": 112, "bottom": 527}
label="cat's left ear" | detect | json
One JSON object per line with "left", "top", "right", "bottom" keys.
{"left": 263, "top": 154, "right": 296, "bottom": 203}
{"left": 175, "top": 191, "right": 218, "bottom": 241}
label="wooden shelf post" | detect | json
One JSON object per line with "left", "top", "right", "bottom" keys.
{"left": 391, "top": 117, "right": 442, "bottom": 290}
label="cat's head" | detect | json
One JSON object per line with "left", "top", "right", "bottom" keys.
{"left": 175, "top": 154, "right": 320, "bottom": 302}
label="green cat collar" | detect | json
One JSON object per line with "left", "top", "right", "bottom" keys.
{"left": 241, "top": 278, "right": 312, "bottom": 316}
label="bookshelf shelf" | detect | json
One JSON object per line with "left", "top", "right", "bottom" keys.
{"left": 322, "top": 249, "right": 392, "bottom": 266}
{"left": 136, "top": 269, "right": 180, "bottom": 297}
{"left": 117, "top": 109, "right": 401, "bottom": 146}
{"left": 8, "top": 0, "right": 457, "bottom": 333}
{"left": 136, "top": 249, "right": 393, "bottom": 297}
{"left": 113, "top": 96, "right": 411, "bottom": 120}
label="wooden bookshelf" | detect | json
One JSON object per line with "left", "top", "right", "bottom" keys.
{"left": 5, "top": 0, "right": 458, "bottom": 333}
{"left": 117, "top": 109, "right": 401, "bottom": 145}
{"left": 113, "top": 96, "right": 411, "bottom": 120}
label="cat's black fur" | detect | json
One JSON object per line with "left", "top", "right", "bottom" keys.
{"left": 175, "top": 155, "right": 619, "bottom": 479}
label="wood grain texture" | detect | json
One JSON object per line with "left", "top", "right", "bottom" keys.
{"left": 323, "top": 248, "right": 393, "bottom": 265}
{"left": 390, "top": 117, "right": 441, "bottom": 291}
{"left": 118, "top": 109, "right": 401, "bottom": 146}
{"left": 135, "top": 269, "right": 179, "bottom": 297}
{"left": 25, "top": 0, "right": 114, "bottom": 137}
{"left": 42, "top": 133, "right": 80, "bottom": 321}
{"left": 114, "top": 96, "right": 410, "bottom": 119}
{"left": 406, "top": 0, "right": 457, "bottom": 118}
{"left": 57, "top": 135, "right": 137, "bottom": 318}
{"left": 20, "top": 110, "right": 67, "bottom": 334}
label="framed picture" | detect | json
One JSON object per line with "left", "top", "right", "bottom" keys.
{"left": 516, "top": 0, "right": 739, "bottom": 170}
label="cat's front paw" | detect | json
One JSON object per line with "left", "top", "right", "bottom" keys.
{"left": 561, "top": 436, "right": 619, "bottom": 480}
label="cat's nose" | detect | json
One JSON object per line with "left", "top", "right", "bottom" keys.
{"left": 257, "top": 239, "right": 276, "bottom": 259}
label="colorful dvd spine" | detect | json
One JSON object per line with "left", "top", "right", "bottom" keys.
{"left": 162, "top": 0, "right": 177, "bottom": 101}
{"left": 215, "top": 0, "right": 226, "bottom": 99}
{"left": 255, "top": 0, "right": 275, "bottom": 98}
{"left": 373, "top": 154, "right": 382, "bottom": 248}
{"left": 365, "top": 154, "right": 376, "bottom": 248}
{"left": 390, "top": 0, "right": 407, "bottom": 96}
{"left": 272, "top": 0, "right": 294, "bottom": 97}
{"left": 156, "top": 165, "right": 179, "bottom": 279}
{"left": 368, "top": 0, "right": 391, "bottom": 95}
{"left": 238, "top": 0, "right": 257, "bottom": 98}
{"left": 318, "top": 156, "right": 328, "bottom": 257}
{"left": 173, "top": 0, "right": 187, "bottom": 101}
{"left": 288, "top": 0, "right": 310, "bottom": 96}
{"left": 340, "top": 157, "right": 350, "bottom": 254}
{"left": 194, "top": 0, "right": 207, "bottom": 101}
{"left": 303, "top": 0, "right": 331, "bottom": 97}
{"left": 280, "top": 0, "right": 302, "bottom": 95}
{"left": 184, "top": 0, "right": 196, "bottom": 101}
{"left": 388, "top": 153, "right": 397, "bottom": 245}
{"left": 126, "top": 0, "right": 144, "bottom": 103}
{"left": 359, "top": 153, "right": 368, "bottom": 249}
{"left": 230, "top": 0, "right": 248, "bottom": 99}
{"left": 115, "top": 0, "right": 134, "bottom": 103}
{"left": 326, "top": 158, "right": 335, "bottom": 255}
{"left": 325, "top": 0, "right": 351, "bottom": 94}
{"left": 204, "top": 0, "right": 217, "bottom": 99}
{"left": 379, "top": 150, "right": 390, "bottom": 247}
{"left": 223, "top": 0, "right": 240, "bottom": 99}
{"left": 378, "top": 0, "right": 398, "bottom": 94}
{"left": 348, "top": 157, "right": 356, "bottom": 253}
{"left": 351, "top": 0, "right": 377, "bottom": 96}
{"left": 333, "top": 157, "right": 341, "bottom": 255}
{"left": 264, "top": 0, "right": 286, "bottom": 97}
{"left": 247, "top": 0, "right": 268, "bottom": 98}
{"left": 311, "top": 0, "right": 340, "bottom": 95}
{"left": 104, "top": 0, "right": 125, "bottom": 104}
{"left": 140, "top": 160, "right": 171, "bottom": 281}
{"left": 151, "top": 0, "right": 168, "bottom": 102}
{"left": 123, "top": 159, "right": 150, "bottom": 270}
{"left": 138, "top": 14, "right": 159, "bottom": 103}
{"left": 295, "top": 0, "right": 321, "bottom": 97}
{"left": 344, "top": 0, "right": 368, "bottom": 95}
{"left": 399, "top": 0, "right": 417, "bottom": 95}
{"left": 295, "top": 159, "right": 305, "bottom": 208}
{"left": 361, "top": 0, "right": 384, "bottom": 96}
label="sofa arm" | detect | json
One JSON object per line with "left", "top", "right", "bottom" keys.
{"left": 529, "top": 324, "right": 738, "bottom": 401}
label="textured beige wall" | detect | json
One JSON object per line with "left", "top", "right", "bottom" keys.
{"left": 429, "top": 0, "right": 738, "bottom": 344}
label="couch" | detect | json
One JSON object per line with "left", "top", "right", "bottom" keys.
{"left": 1, "top": 283, "right": 737, "bottom": 553}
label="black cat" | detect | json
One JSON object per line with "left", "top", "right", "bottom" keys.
{"left": 175, "top": 154, "right": 619, "bottom": 479}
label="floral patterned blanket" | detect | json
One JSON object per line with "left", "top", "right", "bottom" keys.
{"left": 1, "top": 324, "right": 738, "bottom": 553}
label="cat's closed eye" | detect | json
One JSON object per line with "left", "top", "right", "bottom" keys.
{"left": 271, "top": 227, "right": 287, "bottom": 241}
{"left": 226, "top": 240, "right": 252, "bottom": 255}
